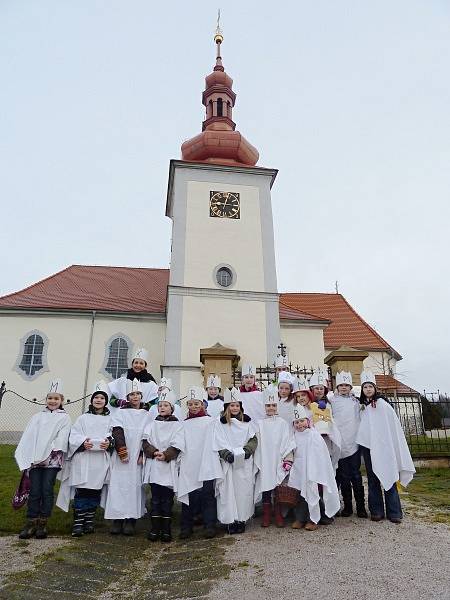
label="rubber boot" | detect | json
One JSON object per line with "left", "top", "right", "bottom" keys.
{"left": 261, "top": 502, "right": 272, "bottom": 527}
{"left": 160, "top": 516, "right": 172, "bottom": 542}
{"left": 72, "top": 509, "right": 85, "bottom": 537}
{"left": 83, "top": 509, "right": 96, "bottom": 534}
{"left": 19, "top": 519, "right": 38, "bottom": 539}
{"left": 147, "top": 516, "right": 161, "bottom": 542}
{"left": 35, "top": 517, "right": 48, "bottom": 539}
{"left": 274, "top": 502, "right": 285, "bottom": 528}
{"left": 110, "top": 519, "right": 123, "bottom": 535}
{"left": 235, "top": 521, "right": 246, "bottom": 534}
{"left": 354, "top": 483, "right": 368, "bottom": 518}
{"left": 123, "top": 518, "right": 136, "bottom": 536}
{"left": 340, "top": 485, "right": 353, "bottom": 517}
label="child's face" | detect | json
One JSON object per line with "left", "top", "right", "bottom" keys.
{"left": 92, "top": 394, "right": 106, "bottom": 410}
{"left": 278, "top": 383, "right": 291, "bottom": 398}
{"left": 362, "top": 383, "right": 376, "bottom": 398}
{"left": 242, "top": 374, "right": 255, "bottom": 388}
{"left": 207, "top": 386, "right": 219, "bottom": 398}
{"left": 158, "top": 401, "right": 172, "bottom": 416}
{"left": 295, "top": 391, "right": 311, "bottom": 406}
{"left": 229, "top": 401, "right": 241, "bottom": 416}
{"left": 337, "top": 384, "right": 352, "bottom": 396}
{"left": 132, "top": 358, "right": 146, "bottom": 372}
{"left": 312, "top": 385, "right": 325, "bottom": 400}
{"left": 127, "top": 391, "right": 142, "bottom": 408}
{"left": 187, "top": 399, "right": 203, "bottom": 414}
{"left": 293, "top": 418, "right": 309, "bottom": 432}
{"left": 46, "top": 393, "right": 62, "bottom": 410}
{"left": 265, "top": 402, "right": 278, "bottom": 416}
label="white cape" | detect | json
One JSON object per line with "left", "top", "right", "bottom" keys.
{"left": 329, "top": 394, "right": 360, "bottom": 459}
{"left": 254, "top": 416, "right": 296, "bottom": 503}
{"left": 206, "top": 398, "right": 224, "bottom": 419}
{"left": 15, "top": 409, "right": 71, "bottom": 472}
{"left": 240, "top": 391, "right": 266, "bottom": 424}
{"left": 177, "top": 416, "right": 223, "bottom": 506}
{"left": 213, "top": 418, "right": 257, "bottom": 524}
{"left": 104, "top": 408, "right": 149, "bottom": 519}
{"left": 356, "top": 398, "right": 415, "bottom": 490}
{"left": 142, "top": 419, "right": 185, "bottom": 490}
{"left": 289, "top": 428, "right": 340, "bottom": 524}
{"left": 56, "top": 412, "right": 112, "bottom": 512}
{"left": 108, "top": 377, "right": 158, "bottom": 414}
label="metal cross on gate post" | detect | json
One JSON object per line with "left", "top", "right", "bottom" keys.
{"left": 278, "top": 343, "right": 287, "bottom": 357}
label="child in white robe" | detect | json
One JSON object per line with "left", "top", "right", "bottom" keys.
{"left": 148, "top": 378, "right": 184, "bottom": 421}
{"left": 289, "top": 405, "right": 340, "bottom": 530}
{"left": 108, "top": 347, "right": 158, "bottom": 411}
{"left": 239, "top": 364, "right": 265, "bottom": 424}
{"left": 254, "top": 385, "right": 296, "bottom": 528}
{"left": 105, "top": 379, "right": 149, "bottom": 535}
{"left": 277, "top": 371, "right": 296, "bottom": 425}
{"left": 213, "top": 387, "right": 257, "bottom": 534}
{"left": 56, "top": 381, "right": 113, "bottom": 536}
{"left": 205, "top": 375, "right": 224, "bottom": 419}
{"left": 142, "top": 390, "right": 185, "bottom": 543}
{"left": 292, "top": 376, "right": 313, "bottom": 419}
{"left": 356, "top": 370, "right": 415, "bottom": 523}
{"left": 15, "top": 379, "right": 71, "bottom": 539}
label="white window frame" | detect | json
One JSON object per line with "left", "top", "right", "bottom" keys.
{"left": 100, "top": 333, "right": 133, "bottom": 380}
{"left": 14, "top": 330, "right": 49, "bottom": 381}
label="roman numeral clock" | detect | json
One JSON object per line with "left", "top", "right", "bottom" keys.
{"left": 209, "top": 191, "right": 240, "bottom": 219}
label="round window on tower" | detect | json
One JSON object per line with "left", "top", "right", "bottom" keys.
{"left": 215, "top": 266, "right": 234, "bottom": 288}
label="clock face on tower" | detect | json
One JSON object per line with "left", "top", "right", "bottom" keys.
{"left": 209, "top": 191, "right": 240, "bottom": 219}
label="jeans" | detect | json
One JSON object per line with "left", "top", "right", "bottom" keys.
{"left": 73, "top": 488, "right": 102, "bottom": 511}
{"left": 150, "top": 483, "right": 174, "bottom": 518}
{"left": 180, "top": 480, "right": 217, "bottom": 530}
{"left": 336, "top": 449, "right": 365, "bottom": 508}
{"left": 27, "top": 467, "right": 59, "bottom": 518}
{"left": 361, "top": 446, "right": 402, "bottom": 519}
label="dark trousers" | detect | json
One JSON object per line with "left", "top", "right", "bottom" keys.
{"left": 150, "top": 483, "right": 174, "bottom": 518}
{"left": 73, "top": 488, "right": 102, "bottom": 511}
{"left": 294, "top": 495, "right": 310, "bottom": 523}
{"left": 361, "top": 446, "right": 402, "bottom": 519}
{"left": 181, "top": 480, "right": 216, "bottom": 530}
{"left": 27, "top": 467, "right": 59, "bottom": 518}
{"left": 336, "top": 449, "right": 365, "bottom": 508}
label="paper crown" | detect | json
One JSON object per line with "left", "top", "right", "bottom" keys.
{"left": 132, "top": 348, "right": 149, "bottom": 363}
{"left": 336, "top": 371, "right": 353, "bottom": 387}
{"left": 158, "top": 389, "right": 176, "bottom": 407}
{"left": 293, "top": 405, "right": 308, "bottom": 420}
{"left": 309, "top": 368, "right": 328, "bottom": 388}
{"left": 263, "top": 384, "right": 279, "bottom": 404}
{"left": 126, "top": 378, "right": 142, "bottom": 396}
{"left": 278, "top": 371, "right": 294, "bottom": 386}
{"left": 292, "top": 376, "right": 309, "bottom": 393}
{"left": 159, "top": 377, "right": 172, "bottom": 391}
{"left": 92, "top": 380, "right": 108, "bottom": 395}
{"left": 206, "top": 374, "right": 221, "bottom": 389}
{"left": 241, "top": 364, "right": 256, "bottom": 377}
{"left": 360, "top": 370, "right": 377, "bottom": 386}
{"left": 48, "top": 379, "right": 63, "bottom": 395}
{"left": 223, "top": 387, "right": 241, "bottom": 405}
{"left": 187, "top": 386, "right": 205, "bottom": 403}
{"left": 275, "top": 354, "right": 289, "bottom": 368}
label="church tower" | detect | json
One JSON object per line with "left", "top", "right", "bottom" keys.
{"left": 163, "top": 24, "right": 280, "bottom": 394}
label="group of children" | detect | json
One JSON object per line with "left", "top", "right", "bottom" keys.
{"left": 14, "top": 348, "right": 416, "bottom": 542}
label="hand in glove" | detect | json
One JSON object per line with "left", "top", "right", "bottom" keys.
{"left": 226, "top": 453, "right": 235, "bottom": 464}
{"left": 244, "top": 449, "right": 252, "bottom": 459}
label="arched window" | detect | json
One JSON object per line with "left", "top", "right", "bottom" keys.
{"left": 217, "top": 97, "right": 223, "bottom": 117}
{"left": 105, "top": 336, "right": 129, "bottom": 379}
{"left": 19, "top": 333, "right": 45, "bottom": 377}
{"left": 216, "top": 266, "right": 233, "bottom": 288}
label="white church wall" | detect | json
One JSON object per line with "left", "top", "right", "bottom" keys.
{"left": 280, "top": 324, "right": 326, "bottom": 368}
{"left": 363, "top": 351, "right": 398, "bottom": 376}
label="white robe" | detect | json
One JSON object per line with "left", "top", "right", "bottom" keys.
{"left": 142, "top": 419, "right": 185, "bottom": 489}
{"left": 289, "top": 428, "right": 341, "bottom": 524}
{"left": 206, "top": 398, "right": 224, "bottom": 419}
{"left": 56, "top": 412, "right": 112, "bottom": 512}
{"left": 108, "top": 376, "right": 158, "bottom": 413}
{"left": 356, "top": 398, "right": 415, "bottom": 490}
{"left": 240, "top": 391, "right": 266, "bottom": 425}
{"left": 177, "top": 416, "right": 223, "bottom": 506}
{"left": 104, "top": 408, "right": 149, "bottom": 519}
{"left": 254, "top": 416, "right": 296, "bottom": 503}
{"left": 15, "top": 409, "right": 71, "bottom": 472}
{"left": 213, "top": 418, "right": 257, "bottom": 524}
{"left": 278, "top": 398, "right": 296, "bottom": 426}
{"left": 329, "top": 394, "right": 360, "bottom": 459}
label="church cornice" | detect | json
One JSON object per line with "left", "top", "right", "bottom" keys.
{"left": 0, "top": 308, "right": 166, "bottom": 321}
{"left": 167, "top": 285, "right": 279, "bottom": 303}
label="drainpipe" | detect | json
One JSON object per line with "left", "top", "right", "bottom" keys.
{"left": 82, "top": 311, "right": 96, "bottom": 413}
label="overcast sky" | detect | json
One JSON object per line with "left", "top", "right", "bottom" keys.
{"left": 1, "top": 1, "right": 449, "bottom": 392}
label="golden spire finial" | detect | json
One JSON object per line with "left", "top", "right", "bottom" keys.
{"left": 214, "top": 9, "right": 223, "bottom": 44}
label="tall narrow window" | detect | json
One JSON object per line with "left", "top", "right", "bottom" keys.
{"left": 217, "top": 97, "right": 223, "bottom": 116}
{"left": 105, "top": 336, "right": 129, "bottom": 379}
{"left": 19, "top": 334, "right": 44, "bottom": 377}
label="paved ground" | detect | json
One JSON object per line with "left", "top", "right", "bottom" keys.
{"left": 1, "top": 511, "right": 449, "bottom": 600}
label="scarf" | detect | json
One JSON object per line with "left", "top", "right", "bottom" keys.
{"left": 126, "top": 368, "right": 156, "bottom": 383}
{"left": 239, "top": 384, "right": 259, "bottom": 393}
{"left": 186, "top": 408, "right": 208, "bottom": 420}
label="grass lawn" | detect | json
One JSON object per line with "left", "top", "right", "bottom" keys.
{"left": 400, "top": 468, "right": 450, "bottom": 525}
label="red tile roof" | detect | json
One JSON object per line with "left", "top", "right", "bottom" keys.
{"left": 375, "top": 375, "right": 419, "bottom": 395}
{"left": 278, "top": 301, "right": 329, "bottom": 323}
{"left": 280, "top": 292, "right": 401, "bottom": 358}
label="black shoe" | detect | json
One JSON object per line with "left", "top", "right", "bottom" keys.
{"left": 204, "top": 527, "right": 216, "bottom": 539}
{"left": 389, "top": 517, "right": 402, "bottom": 524}
{"left": 340, "top": 506, "right": 353, "bottom": 517}
{"left": 72, "top": 509, "right": 85, "bottom": 537}
{"left": 148, "top": 516, "right": 161, "bottom": 542}
{"left": 357, "top": 507, "right": 368, "bottom": 519}
{"left": 179, "top": 528, "right": 193, "bottom": 540}
{"left": 227, "top": 522, "right": 237, "bottom": 535}
{"left": 370, "top": 515, "right": 384, "bottom": 522}
{"left": 35, "top": 518, "right": 48, "bottom": 539}
{"left": 235, "top": 521, "right": 246, "bottom": 534}
{"left": 19, "top": 519, "right": 38, "bottom": 539}
{"left": 319, "top": 515, "right": 334, "bottom": 525}
{"left": 122, "top": 518, "right": 136, "bottom": 536}
{"left": 110, "top": 519, "right": 123, "bottom": 535}
{"left": 160, "top": 517, "right": 172, "bottom": 543}
{"left": 83, "top": 509, "right": 96, "bottom": 534}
